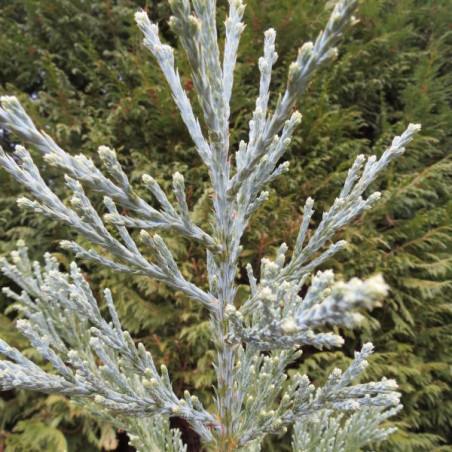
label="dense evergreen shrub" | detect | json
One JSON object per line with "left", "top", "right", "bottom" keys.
{"left": 0, "top": 0, "right": 450, "bottom": 450}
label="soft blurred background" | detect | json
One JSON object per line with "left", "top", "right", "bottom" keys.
{"left": 0, "top": 0, "right": 451, "bottom": 450}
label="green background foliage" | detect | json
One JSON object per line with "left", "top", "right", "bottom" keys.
{"left": 0, "top": 0, "right": 451, "bottom": 450}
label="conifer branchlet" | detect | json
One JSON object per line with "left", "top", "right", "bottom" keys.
{"left": 0, "top": 0, "right": 421, "bottom": 449}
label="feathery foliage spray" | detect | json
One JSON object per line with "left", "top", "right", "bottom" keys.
{"left": 0, "top": 0, "right": 421, "bottom": 450}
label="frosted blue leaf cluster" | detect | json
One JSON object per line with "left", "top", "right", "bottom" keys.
{"left": 0, "top": 0, "right": 420, "bottom": 450}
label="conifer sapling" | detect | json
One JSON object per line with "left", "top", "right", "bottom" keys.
{"left": 0, "top": 0, "right": 421, "bottom": 450}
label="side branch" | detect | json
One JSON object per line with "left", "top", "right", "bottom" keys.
{"left": 0, "top": 246, "right": 217, "bottom": 442}
{"left": 227, "top": 0, "right": 358, "bottom": 199}
{"left": 0, "top": 145, "right": 215, "bottom": 309}
{"left": 0, "top": 97, "right": 217, "bottom": 250}
{"left": 134, "top": 11, "right": 213, "bottom": 166}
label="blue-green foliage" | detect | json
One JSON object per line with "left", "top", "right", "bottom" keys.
{"left": 0, "top": 0, "right": 450, "bottom": 450}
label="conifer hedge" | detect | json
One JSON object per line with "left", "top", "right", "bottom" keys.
{"left": 0, "top": 0, "right": 450, "bottom": 450}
